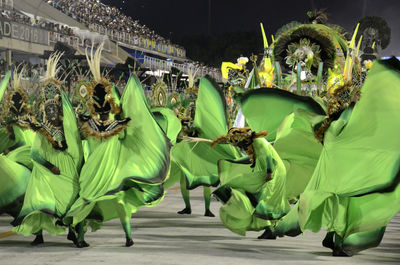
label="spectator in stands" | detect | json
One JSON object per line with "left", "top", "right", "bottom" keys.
{"left": 46, "top": 0, "right": 185, "bottom": 57}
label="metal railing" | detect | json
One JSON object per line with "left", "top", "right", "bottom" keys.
{"left": 48, "top": 32, "right": 111, "bottom": 52}
{"left": 89, "top": 24, "right": 186, "bottom": 59}
{"left": 141, "top": 55, "right": 221, "bottom": 81}
{"left": 0, "top": 0, "right": 13, "bottom": 9}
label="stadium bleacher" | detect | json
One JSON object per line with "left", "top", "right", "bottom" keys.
{"left": 0, "top": 0, "right": 220, "bottom": 81}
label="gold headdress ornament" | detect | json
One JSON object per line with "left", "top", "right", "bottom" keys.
{"left": 85, "top": 42, "right": 120, "bottom": 115}
{"left": 42, "top": 51, "right": 64, "bottom": 86}
{"left": 11, "top": 63, "right": 25, "bottom": 90}
{"left": 2, "top": 64, "right": 31, "bottom": 127}
{"left": 40, "top": 52, "right": 64, "bottom": 120}
{"left": 39, "top": 52, "right": 64, "bottom": 130}
{"left": 211, "top": 127, "right": 268, "bottom": 168}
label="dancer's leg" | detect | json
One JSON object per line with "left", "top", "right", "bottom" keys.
{"left": 332, "top": 233, "right": 350, "bottom": 257}
{"left": 75, "top": 222, "right": 89, "bottom": 248}
{"left": 115, "top": 202, "right": 134, "bottom": 247}
{"left": 257, "top": 226, "right": 277, "bottom": 240}
{"left": 203, "top": 186, "right": 214, "bottom": 217}
{"left": 31, "top": 230, "right": 44, "bottom": 245}
{"left": 322, "top": 231, "right": 334, "bottom": 250}
{"left": 177, "top": 175, "right": 191, "bottom": 214}
{"left": 67, "top": 226, "right": 77, "bottom": 245}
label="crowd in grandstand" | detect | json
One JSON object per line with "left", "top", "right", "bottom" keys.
{"left": 0, "top": 7, "right": 75, "bottom": 36}
{"left": 47, "top": 0, "right": 185, "bottom": 55}
{"left": 0, "top": 1, "right": 219, "bottom": 81}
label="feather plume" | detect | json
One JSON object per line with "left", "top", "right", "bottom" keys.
{"left": 12, "top": 63, "right": 25, "bottom": 90}
{"left": 182, "top": 136, "right": 213, "bottom": 144}
{"left": 43, "top": 52, "right": 64, "bottom": 82}
{"left": 86, "top": 42, "right": 104, "bottom": 83}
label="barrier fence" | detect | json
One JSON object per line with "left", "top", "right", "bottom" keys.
{"left": 144, "top": 55, "right": 220, "bottom": 81}
{"left": 48, "top": 31, "right": 111, "bottom": 52}
{"left": 0, "top": 6, "right": 220, "bottom": 81}
{"left": 0, "top": 0, "right": 13, "bottom": 9}
{"left": 89, "top": 24, "right": 186, "bottom": 59}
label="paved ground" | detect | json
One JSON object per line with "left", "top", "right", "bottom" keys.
{"left": 0, "top": 186, "right": 399, "bottom": 265}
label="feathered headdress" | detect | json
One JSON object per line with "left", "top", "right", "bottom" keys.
{"left": 1, "top": 64, "right": 30, "bottom": 123}
{"left": 37, "top": 52, "right": 64, "bottom": 126}
{"left": 42, "top": 51, "right": 64, "bottom": 86}
{"left": 85, "top": 43, "right": 120, "bottom": 116}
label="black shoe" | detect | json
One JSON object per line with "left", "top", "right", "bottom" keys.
{"left": 67, "top": 231, "right": 78, "bottom": 245}
{"left": 332, "top": 247, "right": 351, "bottom": 257}
{"left": 257, "top": 228, "right": 277, "bottom": 240}
{"left": 75, "top": 241, "right": 90, "bottom": 248}
{"left": 125, "top": 237, "right": 134, "bottom": 247}
{"left": 322, "top": 238, "right": 334, "bottom": 250}
{"left": 31, "top": 235, "right": 44, "bottom": 246}
{"left": 204, "top": 209, "right": 215, "bottom": 217}
{"left": 177, "top": 207, "right": 191, "bottom": 214}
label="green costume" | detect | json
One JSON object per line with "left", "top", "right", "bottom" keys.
{"left": 0, "top": 72, "right": 36, "bottom": 221}
{"left": 276, "top": 58, "right": 400, "bottom": 256}
{"left": 13, "top": 90, "right": 83, "bottom": 239}
{"left": 240, "top": 88, "right": 326, "bottom": 203}
{"left": 64, "top": 75, "right": 170, "bottom": 247}
{"left": 169, "top": 78, "right": 240, "bottom": 216}
{"left": 151, "top": 107, "right": 182, "bottom": 146}
{"left": 151, "top": 107, "right": 181, "bottom": 189}
{"left": 213, "top": 127, "right": 289, "bottom": 237}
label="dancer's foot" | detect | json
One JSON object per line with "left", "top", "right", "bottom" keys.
{"left": 177, "top": 207, "right": 191, "bottom": 214}
{"left": 31, "top": 235, "right": 44, "bottom": 245}
{"left": 257, "top": 228, "right": 277, "bottom": 240}
{"left": 67, "top": 230, "right": 78, "bottom": 245}
{"left": 332, "top": 247, "right": 351, "bottom": 257}
{"left": 204, "top": 209, "right": 215, "bottom": 217}
{"left": 75, "top": 241, "right": 90, "bottom": 248}
{"left": 322, "top": 238, "right": 334, "bottom": 250}
{"left": 125, "top": 237, "right": 134, "bottom": 247}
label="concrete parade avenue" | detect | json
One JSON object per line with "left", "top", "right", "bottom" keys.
{"left": 0, "top": 187, "right": 399, "bottom": 265}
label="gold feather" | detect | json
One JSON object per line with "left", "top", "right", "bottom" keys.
{"left": 43, "top": 52, "right": 64, "bottom": 82}
{"left": 86, "top": 43, "right": 104, "bottom": 83}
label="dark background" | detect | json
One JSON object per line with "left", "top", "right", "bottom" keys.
{"left": 102, "top": 0, "right": 400, "bottom": 66}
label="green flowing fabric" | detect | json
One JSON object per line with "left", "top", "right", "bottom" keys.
{"left": 0, "top": 125, "right": 35, "bottom": 218}
{"left": 214, "top": 138, "right": 289, "bottom": 235}
{"left": 276, "top": 58, "right": 400, "bottom": 255}
{"left": 13, "top": 92, "right": 82, "bottom": 236}
{"left": 240, "top": 88, "right": 325, "bottom": 141}
{"left": 0, "top": 153, "right": 31, "bottom": 216}
{"left": 274, "top": 109, "right": 324, "bottom": 202}
{"left": 0, "top": 71, "right": 10, "bottom": 101}
{"left": 149, "top": 107, "right": 183, "bottom": 189}
{"left": 0, "top": 72, "right": 13, "bottom": 152}
{"left": 194, "top": 78, "right": 240, "bottom": 157}
{"left": 0, "top": 128, "right": 15, "bottom": 153}
{"left": 65, "top": 75, "right": 170, "bottom": 227}
{"left": 0, "top": 72, "right": 36, "bottom": 219}
{"left": 151, "top": 107, "right": 181, "bottom": 145}
{"left": 171, "top": 141, "right": 225, "bottom": 189}
{"left": 172, "top": 78, "right": 240, "bottom": 190}
{"left": 240, "top": 88, "right": 326, "bottom": 202}
{"left": 151, "top": 79, "right": 240, "bottom": 191}
{"left": 163, "top": 159, "right": 183, "bottom": 190}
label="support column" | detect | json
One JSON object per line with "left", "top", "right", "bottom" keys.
{"left": 6, "top": 49, "right": 12, "bottom": 67}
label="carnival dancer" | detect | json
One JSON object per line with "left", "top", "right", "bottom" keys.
{"left": 0, "top": 69, "right": 35, "bottom": 221}
{"left": 13, "top": 53, "right": 84, "bottom": 245}
{"left": 275, "top": 58, "right": 400, "bottom": 256}
{"left": 64, "top": 44, "right": 170, "bottom": 247}
{"left": 169, "top": 77, "right": 240, "bottom": 216}
{"left": 212, "top": 127, "right": 289, "bottom": 238}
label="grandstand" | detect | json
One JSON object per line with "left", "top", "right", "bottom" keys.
{"left": 0, "top": 0, "right": 220, "bottom": 82}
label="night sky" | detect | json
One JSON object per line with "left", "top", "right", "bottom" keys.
{"left": 102, "top": 0, "right": 400, "bottom": 56}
